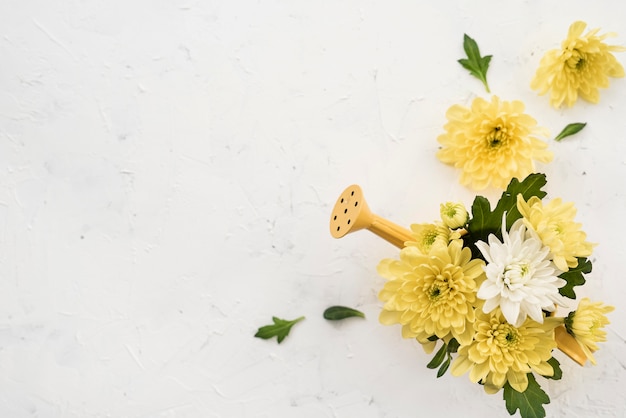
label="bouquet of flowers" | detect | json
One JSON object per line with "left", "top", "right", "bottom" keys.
{"left": 376, "top": 173, "right": 613, "bottom": 418}
{"left": 322, "top": 21, "right": 624, "bottom": 417}
{"left": 286, "top": 20, "right": 622, "bottom": 418}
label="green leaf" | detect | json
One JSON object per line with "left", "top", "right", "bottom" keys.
{"left": 437, "top": 356, "right": 451, "bottom": 378}
{"left": 432, "top": 338, "right": 459, "bottom": 377}
{"left": 503, "top": 374, "right": 550, "bottom": 418}
{"left": 427, "top": 342, "right": 448, "bottom": 369}
{"left": 447, "top": 338, "right": 460, "bottom": 354}
{"left": 554, "top": 123, "right": 586, "bottom": 141}
{"left": 468, "top": 196, "right": 493, "bottom": 237}
{"left": 458, "top": 34, "right": 492, "bottom": 93}
{"left": 467, "top": 174, "right": 548, "bottom": 255}
{"left": 323, "top": 306, "right": 365, "bottom": 320}
{"left": 493, "top": 174, "right": 548, "bottom": 230}
{"left": 558, "top": 257, "right": 591, "bottom": 299}
{"left": 544, "top": 357, "right": 562, "bottom": 380}
{"left": 254, "top": 316, "right": 305, "bottom": 343}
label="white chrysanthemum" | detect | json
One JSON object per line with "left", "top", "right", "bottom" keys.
{"left": 476, "top": 216, "right": 566, "bottom": 327}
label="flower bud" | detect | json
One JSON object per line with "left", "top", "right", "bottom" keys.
{"left": 564, "top": 298, "right": 614, "bottom": 365}
{"left": 440, "top": 202, "right": 469, "bottom": 229}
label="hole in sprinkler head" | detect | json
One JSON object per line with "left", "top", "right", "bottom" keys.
{"left": 351, "top": 190, "right": 354, "bottom": 196}
{"left": 344, "top": 208, "right": 347, "bottom": 214}
{"left": 333, "top": 215, "right": 337, "bottom": 220}
{"left": 347, "top": 219, "right": 351, "bottom": 225}
{"left": 340, "top": 198, "right": 344, "bottom": 203}
{"left": 336, "top": 226, "right": 340, "bottom": 231}
{"left": 354, "top": 201, "right": 358, "bottom": 207}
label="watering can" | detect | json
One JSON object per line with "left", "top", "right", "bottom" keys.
{"left": 330, "top": 184, "right": 587, "bottom": 366}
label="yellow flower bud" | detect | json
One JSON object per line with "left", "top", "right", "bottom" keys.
{"left": 440, "top": 202, "right": 469, "bottom": 229}
{"left": 565, "top": 298, "right": 614, "bottom": 365}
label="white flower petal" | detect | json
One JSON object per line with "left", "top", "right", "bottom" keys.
{"left": 482, "top": 296, "right": 500, "bottom": 314}
{"left": 500, "top": 298, "right": 521, "bottom": 326}
{"left": 477, "top": 281, "right": 501, "bottom": 299}
{"left": 524, "top": 302, "right": 544, "bottom": 323}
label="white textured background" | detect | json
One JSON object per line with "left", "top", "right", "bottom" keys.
{"left": 2, "top": 1, "right": 626, "bottom": 417}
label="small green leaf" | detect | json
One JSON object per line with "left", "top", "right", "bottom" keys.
{"left": 558, "top": 257, "right": 591, "bottom": 299}
{"left": 437, "top": 356, "right": 451, "bottom": 378}
{"left": 544, "top": 357, "right": 562, "bottom": 380}
{"left": 554, "top": 123, "right": 586, "bottom": 141}
{"left": 254, "top": 316, "right": 305, "bottom": 343}
{"left": 431, "top": 338, "right": 459, "bottom": 377}
{"left": 447, "top": 338, "right": 460, "bottom": 354}
{"left": 503, "top": 374, "right": 550, "bottom": 418}
{"left": 427, "top": 342, "right": 448, "bottom": 369}
{"left": 458, "top": 34, "right": 492, "bottom": 93}
{"left": 323, "top": 306, "right": 365, "bottom": 320}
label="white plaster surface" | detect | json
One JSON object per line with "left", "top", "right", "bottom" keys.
{"left": 2, "top": 1, "right": 626, "bottom": 417}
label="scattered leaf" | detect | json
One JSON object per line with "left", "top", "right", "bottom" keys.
{"left": 323, "top": 306, "right": 365, "bottom": 320}
{"left": 458, "top": 34, "right": 492, "bottom": 93}
{"left": 254, "top": 316, "right": 305, "bottom": 343}
{"left": 554, "top": 123, "right": 586, "bottom": 141}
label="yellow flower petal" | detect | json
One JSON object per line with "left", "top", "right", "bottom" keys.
{"left": 451, "top": 354, "right": 474, "bottom": 377}
{"left": 506, "top": 370, "right": 529, "bottom": 393}
{"left": 379, "top": 309, "right": 401, "bottom": 326}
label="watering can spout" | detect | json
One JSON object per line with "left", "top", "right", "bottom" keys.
{"left": 329, "top": 184, "right": 413, "bottom": 249}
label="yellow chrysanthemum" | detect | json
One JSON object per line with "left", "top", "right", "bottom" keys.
{"left": 405, "top": 222, "right": 456, "bottom": 254}
{"left": 531, "top": 21, "right": 626, "bottom": 108}
{"left": 437, "top": 96, "right": 553, "bottom": 190}
{"left": 517, "top": 194, "right": 594, "bottom": 272}
{"left": 377, "top": 239, "right": 485, "bottom": 346}
{"left": 565, "top": 298, "right": 614, "bottom": 365}
{"left": 451, "top": 308, "right": 559, "bottom": 394}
